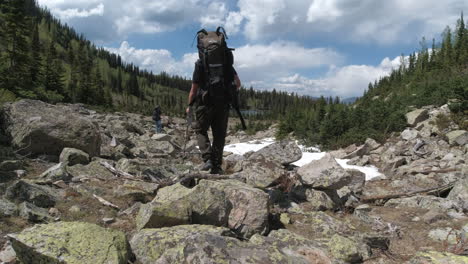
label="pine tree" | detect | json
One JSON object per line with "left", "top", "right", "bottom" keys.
{"left": 43, "top": 41, "right": 64, "bottom": 94}
{"left": 0, "top": 0, "right": 32, "bottom": 94}
{"left": 455, "top": 12, "right": 466, "bottom": 64}
{"left": 30, "top": 22, "right": 42, "bottom": 86}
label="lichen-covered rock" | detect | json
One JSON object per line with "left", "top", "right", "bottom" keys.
{"left": 67, "top": 160, "right": 115, "bottom": 181}
{"left": 249, "top": 140, "right": 302, "bottom": 165}
{"left": 222, "top": 154, "right": 245, "bottom": 173}
{"left": 200, "top": 180, "right": 269, "bottom": 238}
{"left": 0, "top": 198, "right": 18, "bottom": 217}
{"left": 131, "top": 225, "right": 329, "bottom": 264}
{"left": 304, "top": 189, "right": 336, "bottom": 211}
{"left": 9, "top": 222, "right": 130, "bottom": 264}
{"left": 5, "top": 180, "right": 58, "bottom": 208}
{"left": 407, "top": 251, "right": 468, "bottom": 264}
{"left": 39, "top": 163, "right": 71, "bottom": 182}
{"left": 114, "top": 180, "right": 160, "bottom": 202}
{"left": 290, "top": 186, "right": 336, "bottom": 211}
{"left": 288, "top": 211, "right": 355, "bottom": 239}
{"left": 384, "top": 196, "right": 460, "bottom": 211}
{"left": 153, "top": 182, "right": 194, "bottom": 203}
{"left": 328, "top": 234, "right": 369, "bottom": 263}
{"left": 297, "top": 154, "right": 352, "bottom": 190}
{"left": 59, "top": 147, "right": 90, "bottom": 166}
{"left": 137, "top": 180, "right": 269, "bottom": 238}
{"left": 242, "top": 156, "right": 285, "bottom": 188}
{"left": 18, "top": 202, "right": 53, "bottom": 223}
{"left": 136, "top": 200, "right": 191, "bottom": 230}
{"left": 250, "top": 229, "right": 334, "bottom": 263}
{"left": 1, "top": 100, "right": 101, "bottom": 157}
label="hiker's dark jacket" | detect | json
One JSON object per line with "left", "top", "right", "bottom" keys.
{"left": 192, "top": 59, "right": 237, "bottom": 105}
{"left": 152, "top": 108, "right": 161, "bottom": 121}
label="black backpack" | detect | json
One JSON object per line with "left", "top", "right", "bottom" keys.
{"left": 196, "top": 27, "right": 234, "bottom": 101}
{"left": 196, "top": 27, "right": 246, "bottom": 129}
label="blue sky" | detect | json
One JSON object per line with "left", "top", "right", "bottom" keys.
{"left": 37, "top": 0, "right": 467, "bottom": 98}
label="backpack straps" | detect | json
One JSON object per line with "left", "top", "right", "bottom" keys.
{"left": 216, "top": 27, "right": 228, "bottom": 39}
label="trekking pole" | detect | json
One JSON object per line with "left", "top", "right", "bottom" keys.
{"left": 182, "top": 106, "right": 193, "bottom": 159}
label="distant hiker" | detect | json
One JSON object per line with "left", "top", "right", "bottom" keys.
{"left": 152, "top": 106, "right": 162, "bottom": 133}
{"left": 186, "top": 27, "right": 241, "bottom": 174}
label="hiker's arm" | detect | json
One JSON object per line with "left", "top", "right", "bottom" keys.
{"left": 234, "top": 74, "right": 241, "bottom": 90}
{"left": 186, "top": 83, "right": 199, "bottom": 113}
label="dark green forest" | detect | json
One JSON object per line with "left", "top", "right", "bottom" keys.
{"left": 278, "top": 14, "right": 468, "bottom": 149}
{"left": 0, "top": 0, "right": 316, "bottom": 118}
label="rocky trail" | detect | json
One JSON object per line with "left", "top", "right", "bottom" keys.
{"left": 0, "top": 99, "right": 467, "bottom": 263}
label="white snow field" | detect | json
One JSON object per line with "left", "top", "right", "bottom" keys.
{"left": 224, "top": 138, "right": 382, "bottom": 181}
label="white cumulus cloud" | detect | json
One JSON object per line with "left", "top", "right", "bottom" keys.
{"left": 105, "top": 41, "right": 197, "bottom": 76}
{"left": 53, "top": 3, "right": 104, "bottom": 19}
{"left": 275, "top": 56, "right": 403, "bottom": 98}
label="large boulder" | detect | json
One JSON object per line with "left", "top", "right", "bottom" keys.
{"left": 249, "top": 140, "right": 302, "bottom": 165}
{"left": 406, "top": 109, "right": 429, "bottom": 127}
{"left": 242, "top": 157, "right": 285, "bottom": 188}
{"left": 1, "top": 100, "right": 101, "bottom": 157}
{"left": 297, "top": 154, "right": 352, "bottom": 190}
{"left": 9, "top": 222, "right": 130, "bottom": 264}
{"left": 136, "top": 180, "right": 269, "bottom": 238}
{"left": 130, "top": 225, "right": 332, "bottom": 264}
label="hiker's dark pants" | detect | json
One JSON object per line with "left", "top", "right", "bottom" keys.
{"left": 193, "top": 103, "right": 230, "bottom": 166}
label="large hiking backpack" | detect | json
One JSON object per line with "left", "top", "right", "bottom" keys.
{"left": 196, "top": 27, "right": 247, "bottom": 130}
{"left": 196, "top": 27, "right": 234, "bottom": 101}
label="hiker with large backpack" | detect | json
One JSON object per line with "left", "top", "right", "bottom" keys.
{"left": 152, "top": 105, "right": 162, "bottom": 133}
{"left": 186, "top": 27, "right": 242, "bottom": 174}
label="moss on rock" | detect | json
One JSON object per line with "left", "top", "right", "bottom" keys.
{"left": 9, "top": 221, "right": 130, "bottom": 264}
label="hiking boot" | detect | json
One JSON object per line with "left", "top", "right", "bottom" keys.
{"left": 201, "top": 160, "right": 213, "bottom": 171}
{"left": 210, "top": 165, "right": 224, "bottom": 175}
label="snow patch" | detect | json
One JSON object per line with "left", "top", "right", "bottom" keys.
{"left": 225, "top": 137, "right": 382, "bottom": 181}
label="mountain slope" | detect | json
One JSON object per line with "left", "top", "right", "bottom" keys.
{"left": 278, "top": 14, "right": 468, "bottom": 149}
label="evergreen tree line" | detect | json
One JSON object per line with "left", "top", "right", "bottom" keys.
{"left": 0, "top": 0, "right": 317, "bottom": 118}
{"left": 0, "top": 0, "right": 192, "bottom": 115}
{"left": 278, "top": 14, "right": 468, "bottom": 149}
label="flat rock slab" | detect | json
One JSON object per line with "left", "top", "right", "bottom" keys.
{"left": 9, "top": 222, "right": 130, "bottom": 264}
